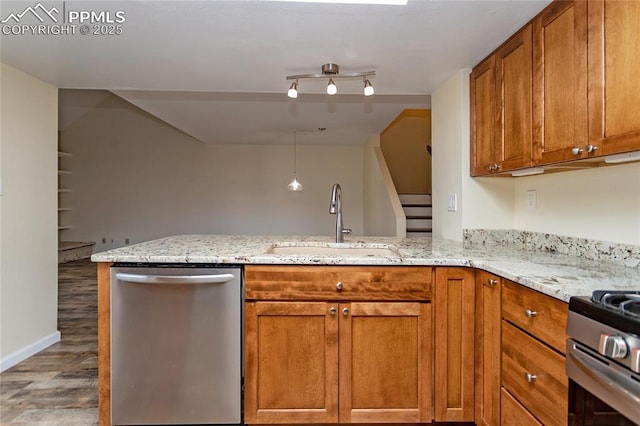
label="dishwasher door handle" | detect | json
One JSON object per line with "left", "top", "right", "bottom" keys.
{"left": 115, "top": 272, "right": 236, "bottom": 285}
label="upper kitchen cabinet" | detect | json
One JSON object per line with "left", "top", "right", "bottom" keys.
{"left": 470, "top": 55, "right": 498, "bottom": 176}
{"left": 532, "top": 0, "right": 588, "bottom": 164}
{"left": 471, "top": 25, "right": 533, "bottom": 176}
{"left": 588, "top": 0, "right": 640, "bottom": 156}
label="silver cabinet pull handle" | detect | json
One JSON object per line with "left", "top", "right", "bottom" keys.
{"left": 329, "top": 307, "right": 337, "bottom": 315}
{"left": 525, "top": 372, "right": 537, "bottom": 383}
{"left": 488, "top": 278, "right": 498, "bottom": 287}
{"left": 586, "top": 144, "right": 598, "bottom": 153}
{"left": 525, "top": 309, "right": 538, "bottom": 318}
{"left": 342, "top": 307, "right": 349, "bottom": 316}
{"left": 336, "top": 282, "right": 343, "bottom": 290}
{"left": 572, "top": 147, "right": 584, "bottom": 155}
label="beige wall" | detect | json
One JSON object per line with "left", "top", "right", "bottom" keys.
{"left": 514, "top": 163, "right": 640, "bottom": 245}
{"left": 363, "top": 136, "right": 405, "bottom": 237}
{"left": 0, "top": 64, "right": 59, "bottom": 367}
{"left": 432, "top": 69, "right": 640, "bottom": 245}
{"left": 380, "top": 110, "right": 432, "bottom": 193}
{"left": 60, "top": 91, "right": 365, "bottom": 250}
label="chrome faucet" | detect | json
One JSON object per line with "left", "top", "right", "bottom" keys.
{"left": 329, "top": 183, "right": 352, "bottom": 243}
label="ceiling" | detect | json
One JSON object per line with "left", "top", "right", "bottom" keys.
{"left": 1, "top": 0, "right": 551, "bottom": 145}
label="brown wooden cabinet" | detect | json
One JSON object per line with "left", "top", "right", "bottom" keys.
{"left": 339, "top": 302, "right": 432, "bottom": 423}
{"left": 501, "top": 281, "right": 569, "bottom": 426}
{"left": 244, "top": 265, "right": 433, "bottom": 424}
{"left": 532, "top": 0, "right": 588, "bottom": 165}
{"left": 475, "top": 271, "right": 502, "bottom": 426}
{"left": 434, "top": 267, "right": 475, "bottom": 421}
{"left": 588, "top": 0, "right": 640, "bottom": 156}
{"left": 472, "top": 0, "right": 640, "bottom": 176}
{"left": 470, "top": 55, "right": 498, "bottom": 176}
{"left": 244, "top": 301, "right": 339, "bottom": 424}
{"left": 471, "top": 25, "right": 533, "bottom": 176}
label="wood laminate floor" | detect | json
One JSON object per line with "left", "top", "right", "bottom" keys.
{"left": 1, "top": 259, "right": 98, "bottom": 425}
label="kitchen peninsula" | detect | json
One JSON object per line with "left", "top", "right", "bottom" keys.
{"left": 92, "top": 234, "right": 640, "bottom": 426}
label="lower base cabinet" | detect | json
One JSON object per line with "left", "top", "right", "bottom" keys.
{"left": 244, "top": 300, "right": 433, "bottom": 424}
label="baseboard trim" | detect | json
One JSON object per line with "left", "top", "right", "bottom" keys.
{"left": 0, "top": 331, "right": 61, "bottom": 372}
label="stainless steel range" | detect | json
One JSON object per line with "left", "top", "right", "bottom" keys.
{"left": 566, "top": 291, "right": 640, "bottom": 425}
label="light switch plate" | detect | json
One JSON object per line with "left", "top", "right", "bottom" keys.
{"left": 447, "top": 194, "right": 458, "bottom": 212}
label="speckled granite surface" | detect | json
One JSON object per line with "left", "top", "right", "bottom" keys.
{"left": 464, "top": 229, "right": 640, "bottom": 268}
{"left": 91, "top": 234, "right": 640, "bottom": 303}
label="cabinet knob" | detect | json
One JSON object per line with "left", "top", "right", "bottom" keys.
{"left": 525, "top": 309, "right": 538, "bottom": 318}
{"left": 524, "top": 372, "right": 537, "bottom": 383}
{"left": 586, "top": 144, "right": 598, "bottom": 153}
{"left": 336, "top": 282, "right": 343, "bottom": 291}
{"left": 329, "top": 307, "right": 337, "bottom": 315}
{"left": 571, "top": 147, "right": 584, "bottom": 156}
{"left": 487, "top": 278, "right": 498, "bottom": 287}
{"left": 342, "top": 307, "right": 349, "bottom": 316}
{"left": 487, "top": 164, "right": 494, "bottom": 172}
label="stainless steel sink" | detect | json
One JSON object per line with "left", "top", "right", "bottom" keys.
{"left": 266, "top": 243, "right": 403, "bottom": 257}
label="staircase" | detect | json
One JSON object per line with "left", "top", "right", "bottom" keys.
{"left": 398, "top": 193, "right": 432, "bottom": 237}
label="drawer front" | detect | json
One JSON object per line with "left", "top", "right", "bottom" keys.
{"left": 245, "top": 265, "right": 433, "bottom": 301}
{"left": 501, "top": 388, "right": 542, "bottom": 426}
{"left": 502, "top": 280, "right": 568, "bottom": 353}
{"left": 502, "top": 321, "right": 568, "bottom": 426}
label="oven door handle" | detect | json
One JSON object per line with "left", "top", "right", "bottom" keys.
{"left": 567, "top": 341, "right": 640, "bottom": 424}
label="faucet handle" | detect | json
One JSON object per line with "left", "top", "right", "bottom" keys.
{"left": 342, "top": 228, "right": 352, "bottom": 235}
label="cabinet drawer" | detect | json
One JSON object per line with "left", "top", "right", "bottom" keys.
{"left": 245, "top": 265, "right": 432, "bottom": 301}
{"left": 502, "top": 322, "right": 568, "bottom": 426}
{"left": 501, "top": 388, "right": 542, "bottom": 426}
{"left": 502, "top": 280, "right": 568, "bottom": 353}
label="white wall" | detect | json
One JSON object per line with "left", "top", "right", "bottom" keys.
{"left": 0, "top": 64, "right": 59, "bottom": 369}
{"left": 363, "top": 136, "right": 404, "bottom": 237}
{"left": 60, "top": 91, "right": 365, "bottom": 250}
{"left": 432, "top": 69, "right": 640, "bottom": 246}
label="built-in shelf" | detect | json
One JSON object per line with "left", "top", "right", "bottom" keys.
{"left": 58, "top": 188, "right": 72, "bottom": 193}
{"left": 58, "top": 170, "right": 72, "bottom": 175}
{"left": 58, "top": 225, "right": 73, "bottom": 231}
{"left": 58, "top": 151, "right": 72, "bottom": 158}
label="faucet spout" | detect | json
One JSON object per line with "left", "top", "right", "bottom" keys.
{"left": 329, "top": 184, "right": 351, "bottom": 243}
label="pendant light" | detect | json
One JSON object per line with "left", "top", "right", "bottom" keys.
{"left": 287, "top": 130, "right": 303, "bottom": 191}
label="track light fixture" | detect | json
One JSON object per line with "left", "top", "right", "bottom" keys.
{"left": 286, "top": 63, "right": 375, "bottom": 98}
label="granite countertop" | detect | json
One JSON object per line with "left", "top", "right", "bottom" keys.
{"left": 91, "top": 234, "right": 640, "bottom": 303}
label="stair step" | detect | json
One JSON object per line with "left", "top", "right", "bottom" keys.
{"left": 403, "top": 206, "right": 432, "bottom": 217}
{"left": 398, "top": 193, "right": 431, "bottom": 206}
{"left": 58, "top": 241, "right": 95, "bottom": 263}
{"left": 407, "top": 218, "right": 432, "bottom": 229}
{"left": 406, "top": 231, "right": 432, "bottom": 238}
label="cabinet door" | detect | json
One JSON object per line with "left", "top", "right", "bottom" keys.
{"left": 471, "top": 55, "right": 498, "bottom": 176}
{"left": 434, "top": 267, "right": 475, "bottom": 421}
{"left": 496, "top": 25, "right": 533, "bottom": 172}
{"left": 244, "top": 302, "right": 338, "bottom": 424}
{"left": 475, "top": 271, "right": 502, "bottom": 426}
{"left": 588, "top": 0, "right": 640, "bottom": 155}
{"left": 533, "top": 0, "right": 588, "bottom": 165}
{"left": 339, "top": 302, "right": 433, "bottom": 423}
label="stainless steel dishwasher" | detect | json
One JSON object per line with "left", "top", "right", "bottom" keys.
{"left": 110, "top": 264, "right": 242, "bottom": 425}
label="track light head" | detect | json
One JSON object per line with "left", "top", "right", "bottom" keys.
{"left": 287, "top": 81, "right": 298, "bottom": 98}
{"left": 327, "top": 78, "right": 337, "bottom": 95}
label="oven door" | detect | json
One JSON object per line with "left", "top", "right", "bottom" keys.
{"left": 566, "top": 339, "right": 640, "bottom": 425}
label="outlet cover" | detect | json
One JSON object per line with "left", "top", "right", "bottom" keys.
{"left": 527, "top": 190, "right": 537, "bottom": 210}
{"left": 447, "top": 194, "right": 458, "bottom": 212}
